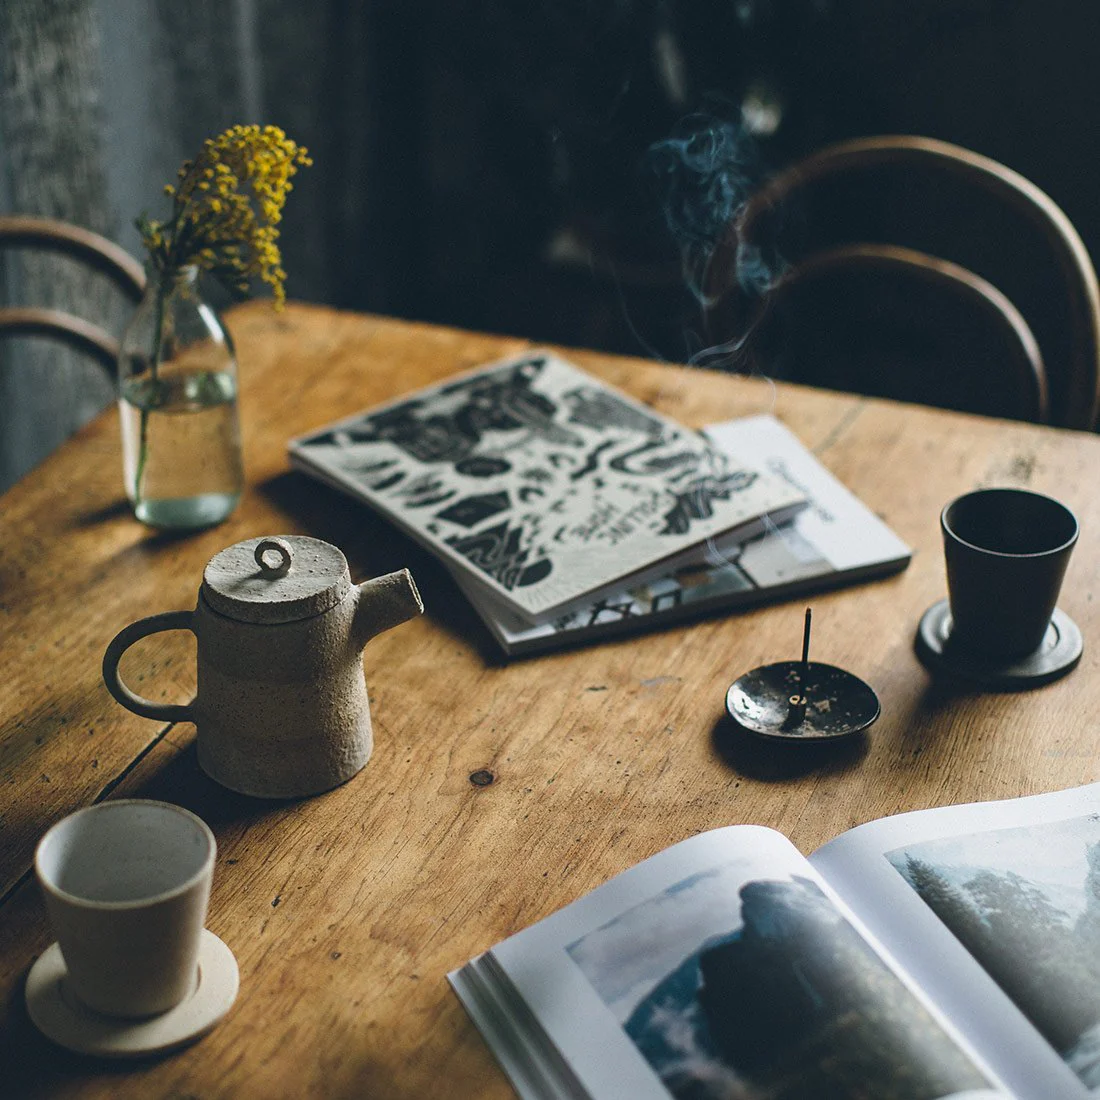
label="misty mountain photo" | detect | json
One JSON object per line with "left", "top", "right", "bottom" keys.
{"left": 888, "top": 813, "right": 1100, "bottom": 1092}
{"left": 566, "top": 864, "right": 992, "bottom": 1100}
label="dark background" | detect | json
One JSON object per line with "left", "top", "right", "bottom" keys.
{"left": 2, "top": 0, "right": 1099, "bottom": 487}
{"left": 345, "top": 0, "right": 1100, "bottom": 364}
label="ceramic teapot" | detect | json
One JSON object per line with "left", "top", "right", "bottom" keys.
{"left": 102, "top": 535, "right": 423, "bottom": 798}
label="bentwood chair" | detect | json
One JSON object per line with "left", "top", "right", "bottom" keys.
{"left": 705, "top": 136, "right": 1100, "bottom": 429}
{"left": 0, "top": 215, "right": 147, "bottom": 377}
{"left": 0, "top": 215, "right": 147, "bottom": 489}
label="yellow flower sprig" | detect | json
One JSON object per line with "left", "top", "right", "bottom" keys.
{"left": 137, "top": 124, "right": 311, "bottom": 308}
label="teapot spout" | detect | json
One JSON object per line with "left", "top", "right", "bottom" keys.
{"left": 353, "top": 569, "right": 424, "bottom": 650}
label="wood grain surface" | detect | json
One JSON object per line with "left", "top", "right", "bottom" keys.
{"left": 2, "top": 302, "right": 1099, "bottom": 1097}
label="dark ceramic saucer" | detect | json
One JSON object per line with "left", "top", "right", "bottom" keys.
{"left": 915, "top": 598, "right": 1082, "bottom": 690}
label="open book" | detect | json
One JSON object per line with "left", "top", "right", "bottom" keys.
{"left": 449, "top": 783, "right": 1100, "bottom": 1099}
{"left": 288, "top": 351, "right": 805, "bottom": 624}
{"left": 454, "top": 414, "right": 911, "bottom": 655}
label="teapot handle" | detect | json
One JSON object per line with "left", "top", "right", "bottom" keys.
{"left": 102, "top": 611, "right": 197, "bottom": 723}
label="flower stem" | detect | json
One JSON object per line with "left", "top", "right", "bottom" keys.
{"left": 133, "top": 275, "right": 167, "bottom": 506}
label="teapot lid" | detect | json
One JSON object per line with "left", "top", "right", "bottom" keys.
{"left": 201, "top": 535, "right": 351, "bottom": 624}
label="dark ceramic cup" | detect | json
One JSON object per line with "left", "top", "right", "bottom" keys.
{"left": 942, "top": 488, "right": 1078, "bottom": 660}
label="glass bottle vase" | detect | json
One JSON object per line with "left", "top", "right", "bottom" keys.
{"left": 118, "top": 267, "right": 244, "bottom": 529}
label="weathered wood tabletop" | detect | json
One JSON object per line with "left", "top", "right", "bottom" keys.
{"left": 2, "top": 302, "right": 1099, "bottom": 1097}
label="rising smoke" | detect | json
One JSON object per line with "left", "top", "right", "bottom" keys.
{"left": 647, "top": 111, "right": 775, "bottom": 309}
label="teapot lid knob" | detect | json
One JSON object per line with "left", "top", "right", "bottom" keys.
{"left": 255, "top": 537, "right": 293, "bottom": 578}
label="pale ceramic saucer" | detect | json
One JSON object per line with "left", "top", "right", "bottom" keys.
{"left": 25, "top": 928, "right": 238, "bottom": 1057}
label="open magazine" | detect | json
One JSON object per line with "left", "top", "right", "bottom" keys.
{"left": 288, "top": 351, "right": 805, "bottom": 624}
{"left": 449, "top": 783, "right": 1100, "bottom": 1099}
{"left": 453, "top": 415, "right": 911, "bottom": 655}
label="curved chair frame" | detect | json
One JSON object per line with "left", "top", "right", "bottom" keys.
{"left": 770, "top": 242, "right": 1049, "bottom": 424}
{"left": 722, "top": 136, "right": 1100, "bottom": 429}
{"left": 0, "top": 215, "right": 147, "bottom": 377}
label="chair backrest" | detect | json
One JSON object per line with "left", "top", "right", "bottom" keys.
{"left": 0, "top": 215, "right": 146, "bottom": 376}
{"left": 706, "top": 135, "right": 1100, "bottom": 429}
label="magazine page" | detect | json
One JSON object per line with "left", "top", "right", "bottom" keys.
{"left": 451, "top": 415, "right": 911, "bottom": 655}
{"left": 451, "top": 826, "right": 1007, "bottom": 1100}
{"left": 288, "top": 351, "right": 804, "bottom": 623}
{"left": 705, "top": 415, "right": 911, "bottom": 576}
{"left": 448, "top": 506, "right": 775, "bottom": 631}
{"left": 810, "top": 783, "right": 1100, "bottom": 1099}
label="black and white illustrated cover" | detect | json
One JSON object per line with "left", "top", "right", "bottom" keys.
{"left": 289, "top": 352, "right": 806, "bottom": 622}
{"left": 454, "top": 415, "right": 911, "bottom": 655}
{"left": 450, "top": 783, "right": 1100, "bottom": 1100}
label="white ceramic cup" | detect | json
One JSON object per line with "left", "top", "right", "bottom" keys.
{"left": 35, "top": 799, "right": 216, "bottom": 1019}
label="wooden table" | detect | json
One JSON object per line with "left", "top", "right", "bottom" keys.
{"left": 2, "top": 302, "right": 1099, "bottom": 1096}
